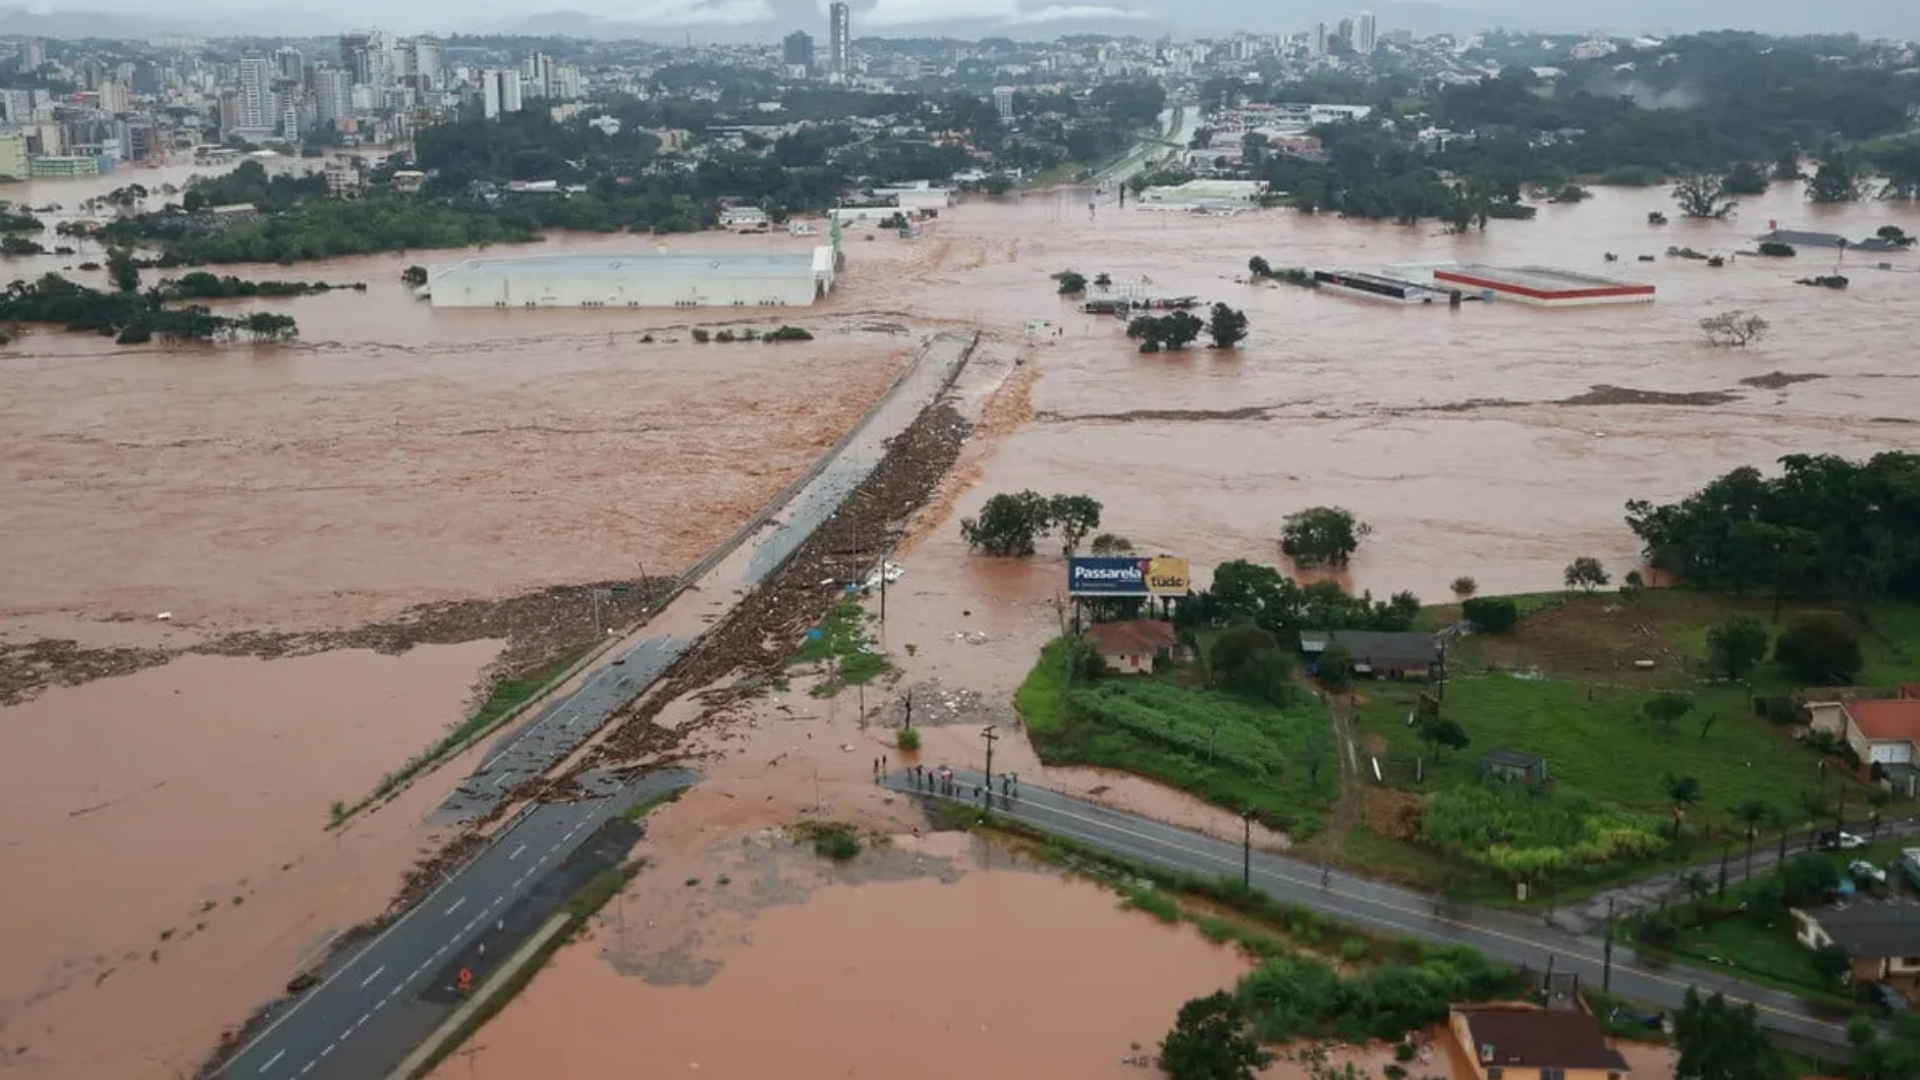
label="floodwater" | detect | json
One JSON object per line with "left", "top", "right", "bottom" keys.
{"left": 0, "top": 642, "right": 497, "bottom": 1080}
{"left": 4, "top": 171, "right": 1916, "bottom": 1076}
{"left": 428, "top": 858, "right": 1253, "bottom": 1080}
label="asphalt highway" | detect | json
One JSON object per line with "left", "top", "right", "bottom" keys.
{"left": 218, "top": 770, "right": 694, "bottom": 1079}
{"left": 885, "top": 768, "right": 1866, "bottom": 1049}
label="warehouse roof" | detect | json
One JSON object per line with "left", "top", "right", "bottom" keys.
{"left": 430, "top": 250, "right": 822, "bottom": 284}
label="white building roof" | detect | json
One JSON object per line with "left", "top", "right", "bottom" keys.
{"left": 430, "top": 251, "right": 821, "bottom": 285}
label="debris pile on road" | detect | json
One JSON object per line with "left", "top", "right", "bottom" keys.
{"left": 571, "top": 397, "right": 974, "bottom": 778}
{"left": 0, "top": 578, "right": 677, "bottom": 707}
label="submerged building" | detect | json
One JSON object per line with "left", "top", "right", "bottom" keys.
{"left": 1431, "top": 264, "right": 1654, "bottom": 307}
{"left": 426, "top": 249, "right": 837, "bottom": 309}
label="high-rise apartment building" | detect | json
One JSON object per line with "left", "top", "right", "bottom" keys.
{"left": 828, "top": 2, "right": 850, "bottom": 77}
{"left": 482, "top": 69, "right": 523, "bottom": 120}
{"left": 992, "top": 86, "right": 1014, "bottom": 122}
{"left": 1335, "top": 16, "right": 1354, "bottom": 43}
{"left": 1354, "top": 12, "right": 1378, "bottom": 55}
{"left": 314, "top": 65, "right": 351, "bottom": 124}
{"left": 1312, "top": 22, "right": 1328, "bottom": 55}
{"left": 237, "top": 51, "right": 276, "bottom": 132}
{"left": 410, "top": 36, "right": 441, "bottom": 86}
{"left": 273, "top": 46, "right": 303, "bottom": 82}
{"left": 784, "top": 31, "right": 815, "bottom": 72}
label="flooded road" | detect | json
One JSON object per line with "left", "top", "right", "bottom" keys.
{"left": 0, "top": 643, "right": 495, "bottom": 1080}
{"left": 428, "top": 849, "right": 1252, "bottom": 1080}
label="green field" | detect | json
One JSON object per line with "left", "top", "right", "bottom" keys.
{"left": 788, "top": 600, "right": 891, "bottom": 696}
{"left": 1016, "top": 637, "right": 1339, "bottom": 836}
{"left": 1329, "top": 589, "right": 1915, "bottom": 891}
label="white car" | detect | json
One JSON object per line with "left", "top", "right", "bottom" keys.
{"left": 1819, "top": 830, "right": 1866, "bottom": 851}
{"left": 1852, "top": 860, "right": 1889, "bottom": 886}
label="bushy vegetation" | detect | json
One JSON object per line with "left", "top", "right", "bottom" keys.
{"left": 1421, "top": 785, "right": 1666, "bottom": 883}
{"left": 157, "top": 272, "right": 362, "bottom": 300}
{"left": 1018, "top": 638, "right": 1338, "bottom": 834}
{"left": 787, "top": 600, "right": 890, "bottom": 697}
{"left": 0, "top": 273, "right": 300, "bottom": 345}
{"left": 960, "top": 491, "right": 1103, "bottom": 557}
{"left": 1190, "top": 560, "right": 1419, "bottom": 640}
{"left": 1232, "top": 945, "right": 1522, "bottom": 1044}
{"left": 1280, "top": 507, "right": 1370, "bottom": 568}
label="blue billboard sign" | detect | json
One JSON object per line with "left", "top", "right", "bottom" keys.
{"left": 1068, "top": 556, "right": 1190, "bottom": 598}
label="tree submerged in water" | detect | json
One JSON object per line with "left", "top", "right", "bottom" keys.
{"left": 1700, "top": 310, "right": 1769, "bottom": 347}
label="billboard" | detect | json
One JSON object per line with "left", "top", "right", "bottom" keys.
{"left": 1068, "top": 556, "right": 1191, "bottom": 598}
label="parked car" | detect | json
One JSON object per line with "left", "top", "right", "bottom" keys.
{"left": 1872, "top": 983, "right": 1909, "bottom": 1015}
{"left": 1851, "top": 860, "right": 1889, "bottom": 886}
{"left": 285, "top": 971, "right": 319, "bottom": 994}
{"left": 1818, "top": 830, "right": 1866, "bottom": 851}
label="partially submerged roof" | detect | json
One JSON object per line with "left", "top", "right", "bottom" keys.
{"left": 430, "top": 250, "right": 822, "bottom": 283}
{"left": 1083, "top": 620, "right": 1177, "bottom": 655}
{"left": 1455, "top": 1007, "right": 1629, "bottom": 1073}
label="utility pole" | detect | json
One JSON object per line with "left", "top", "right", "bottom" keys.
{"left": 982, "top": 725, "right": 999, "bottom": 799}
{"left": 590, "top": 588, "right": 605, "bottom": 638}
{"left": 1602, "top": 899, "right": 1615, "bottom": 994}
{"left": 1241, "top": 808, "right": 1256, "bottom": 889}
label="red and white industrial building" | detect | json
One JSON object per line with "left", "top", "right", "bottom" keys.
{"left": 1432, "top": 264, "right": 1655, "bottom": 307}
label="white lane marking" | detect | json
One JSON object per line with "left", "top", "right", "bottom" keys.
{"left": 509, "top": 844, "right": 527, "bottom": 860}
{"left": 356, "top": 1013, "right": 370, "bottom": 1029}
{"left": 320, "top": 1043, "right": 334, "bottom": 1058}
{"left": 258, "top": 1049, "right": 286, "bottom": 1073}
{"left": 358, "top": 965, "right": 385, "bottom": 988}
{"left": 444, "top": 897, "right": 467, "bottom": 916}
{"left": 298, "top": 1063, "right": 314, "bottom": 1076}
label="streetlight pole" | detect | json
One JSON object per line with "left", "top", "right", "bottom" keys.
{"left": 1602, "top": 898, "right": 1616, "bottom": 994}
{"left": 1241, "top": 808, "right": 1255, "bottom": 889}
{"left": 982, "top": 725, "right": 998, "bottom": 803}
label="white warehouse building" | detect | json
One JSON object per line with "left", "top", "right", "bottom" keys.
{"left": 426, "top": 249, "right": 837, "bottom": 309}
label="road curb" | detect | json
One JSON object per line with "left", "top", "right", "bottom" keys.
{"left": 385, "top": 910, "right": 573, "bottom": 1080}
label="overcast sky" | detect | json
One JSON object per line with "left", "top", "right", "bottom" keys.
{"left": 4, "top": 0, "right": 1914, "bottom": 40}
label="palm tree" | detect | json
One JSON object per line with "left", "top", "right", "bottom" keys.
{"left": 1800, "top": 789, "right": 1829, "bottom": 851}
{"left": 1732, "top": 799, "right": 1769, "bottom": 880}
{"left": 1666, "top": 774, "right": 1703, "bottom": 850}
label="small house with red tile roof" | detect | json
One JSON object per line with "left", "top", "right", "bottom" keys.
{"left": 1829, "top": 689, "right": 1920, "bottom": 796}
{"left": 1082, "top": 620, "right": 1176, "bottom": 676}
{"left": 1450, "top": 1006, "right": 1631, "bottom": 1080}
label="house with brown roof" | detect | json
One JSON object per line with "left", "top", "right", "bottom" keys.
{"left": 1082, "top": 620, "right": 1176, "bottom": 676}
{"left": 1811, "top": 688, "right": 1920, "bottom": 796}
{"left": 1449, "top": 1006, "right": 1630, "bottom": 1080}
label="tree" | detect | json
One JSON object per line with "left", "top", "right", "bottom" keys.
{"left": 1810, "top": 943, "right": 1852, "bottom": 984}
{"left": 1644, "top": 692, "right": 1694, "bottom": 732}
{"left": 1247, "top": 255, "right": 1271, "bottom": 278}
{"left": 1205, "top": 303, "right": 1249, "bottom": 349}
{"left": 1159, "top": 991, "right": 1275, "bottom": 1080}
{"left": 401, "top": 264, "right": 428, "bottom": 286}
{"left": 1807, "top": 156, "right": 1866, "bottom": 203}
{"left": 1461, "top": 596, "right": 1518, "bottom": 633}
{"left": 1666, "top": 773, "right": 1702, "bottom": 848}
{"left": 1699, "top": 310, "right": 1769, "bottom": 346}
{"left": 242, "top": 311, "right": 298, "bottom": 342}
{"left": 1848, "top": 1013, "right": 1920, "bottom": 1080}
{"left": 960, "top": 490, "right": 1051, "bottom": 556}
{"left": 1128, "top": 310, "right": 1205, "bottom": 352}
{"left": 1093, "top": 272, "right": 1112, "bottom": 289}
{"left": 1722, "top": 161, "right": 1770, "bottom": 196}
{"left": 1774, "top": 612, "right": 1864, "bottom": 683}
{"left": 1418, "top": 714, "right": 1470, "bottom": 755}
{"left": 1450, "top": 576, "right": 1477, "bottom": 597}
{"left": 1772, "top": 148, "right": 1803, "bottom": 180}
{"left": 1563, "top": 557, "right": 1610, "bottom": 593}
{"left": 1090, "top": 533, "right": 1134, "bottom": 555}
{"left": 1673, "top": 988, "right": 1790, "bottom": 1080}
{"left": 105, "top": 247, "right": 140, "bottom": 292}
{"left": 1055, "top": 270, "right": 1088, "bottom": 295}
{"left": 1706, "top": 615, "right": 1771, "bottom": 679}
{"left": 1316, "top": 643, "right": 1354, "bottom": 690}
{"left": 1046, "top": 494, "right": 1103, "bottom": 556}
{"left": 1280, "top": 507, "right": 1370, "bottom": 568}
{"left": 1211, "top": 624, "right": 1295, "bottom": 707}
{"left": 1732, "top": 798, "right": 1769, "bottom": 878}
{"left": 1673, "top": 173, "right": 1737, "bottom": 219}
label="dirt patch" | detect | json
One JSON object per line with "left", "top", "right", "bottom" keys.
{"left": 1556, "top": 384, "right": 1741, "bottom": 407}
{"left": 1739, "top": 371, "right": 1828, "bottom": 389}
{"left": 1361, "top": 788, "right": 1425, "bottom": 841}
{"left": 1361, "top": 733, "right": 1388, "bottom": 756}
{"left": 0, "top": 578, "right": 676, "bottom": 708}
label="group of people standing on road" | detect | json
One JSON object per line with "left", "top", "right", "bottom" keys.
{"left": 895, "top": 763, "right": 1019, "bottom": 803}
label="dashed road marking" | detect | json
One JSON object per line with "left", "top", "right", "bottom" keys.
{"left": 509, "top": 844, "right": 527, "bottom": 861}
{"left": 358, "top": 965, "right": 385, "bottom": 988}
{"left": 319, "top": 1043, "right": 334, "bottom": 1058}
{"left": 444, "top": 897, "right": 467, "bottom": 916}
{"left": 298, "top": 1062, "right": 314, "bottom": 1076}
{"left": 356, "top": 1013, "right": 370, "bottom": 1030}
{"left": 258, "top": 1049, "right": 286, "bottom": 1073}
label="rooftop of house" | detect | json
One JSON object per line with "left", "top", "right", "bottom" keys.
{"left": 1299, "top": 629, "right": 1440, "bottom": 665}
{"left": 1843, "top": 698, "right": 1920, "bottom": 746}
{"left": 1481, "top": 747, "right": 1547, "bottom": 769}
{"left": 1456, "top": 1007, "right": 1629, "bottom": 1073}
{"left": 1798, "top": 903, "right": 1920, "bottom": 957}
{"left": 1083, "top": 619, "right": 1177, "bottom": 656}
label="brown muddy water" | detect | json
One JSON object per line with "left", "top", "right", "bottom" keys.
{"left": 2, "top": 171, "right": 1912, "bottom": 1076}
{"left": 0, "top": 642, "right": 496, "bottom": 1080}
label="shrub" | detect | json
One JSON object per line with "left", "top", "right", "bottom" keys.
{"left": 1450, "top": 576, "right": 1477, "bottom": 597}
{"left": 1461, "top": 596, "right": 1519, "bottom": 634}
{"left": 1774, "top": 612, "right": 1863, "bottom": 683}
{"left": 802, "top": 823, "right": 861, "bottom": 861}
{"left": 1422, "top": 785, "right": 1666, "bottom": 881}
{"left": 714, "top": 329, "right": 736, "bottom": 343}
{"left": 691, "top": 328, "right": 711, "bottom": 343}
{"left": 766, "top": 324, "right": 813, "bottom": 341}
{"left": 896, "top": 727, "right": 921, "bottom": 752}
